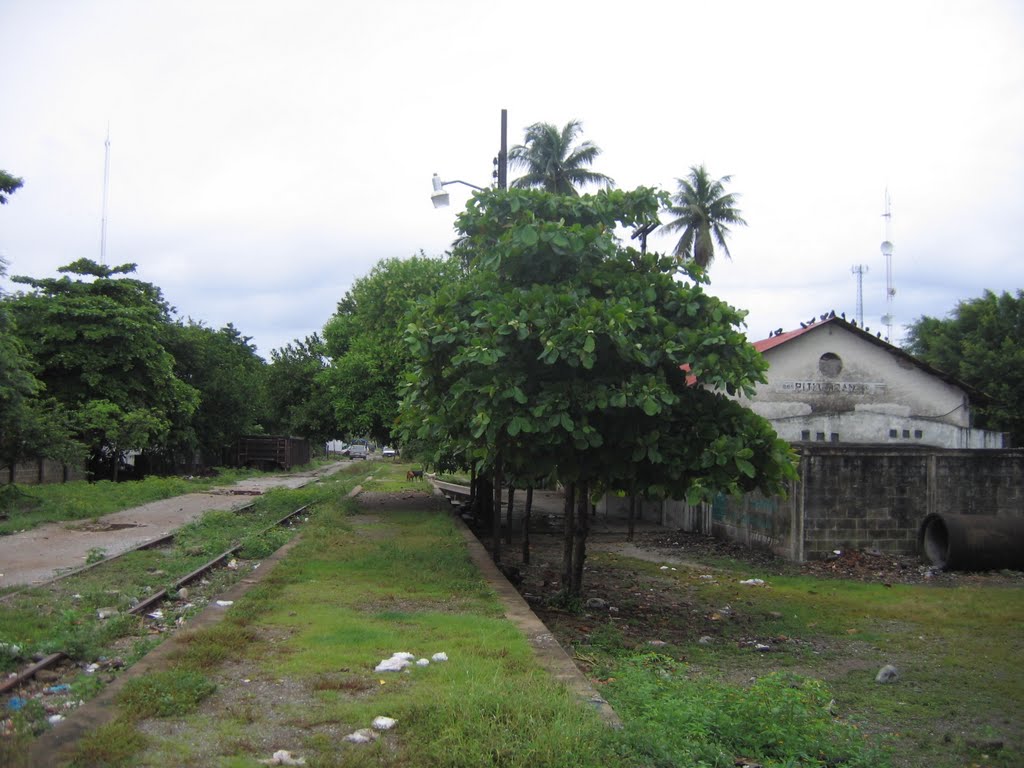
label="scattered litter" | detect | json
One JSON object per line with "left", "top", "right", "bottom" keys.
{"left": 372, "top": 716, "right": 397, "bottom": 730}
{"left": 699, "top": 574, "right": 715, "bottom": 581}
{"left": 7, "top": 697, "right": 25, "bottom": 711}
{"left": 258, "top": 749, "right": 306, "bottom": 766}
{"left": 44, "top": 684, "right": 72, "bottom": 695}
{"left": 374, "top": 655, "right": 410, "bottom": 672}
{"left": 659, "top": 566, "right": 669, "bottom": 570}
{"left": 96, "top": 607, "right": 118, "bottom": 620}
{"left": 227, "top": 558, "right": 239, "bottom": 569}
{"left": 147, "top": 610, "right": 164, "bottom": 620}
{"left": 754, "top": 643, "right": 771, "bottom": 652}
{"left": 253, "top": 563, "right": 261, "bottom": 570}
{"left": 875, "top": 664, "right": 899, "bottom": 683}
{"left": 47, "top": 714, "right": 64, "bottom": 725}
{"left": 84, "top": 663, "right": 100, "bottom": 674}
{"left": 739, "top": 579, "right": 765, "bottom": 586}
{"left": 177, "top": 588, "right": 189, "bottom": 600}
{"left": 0, "top": 643, "right": 21, "bottom": 658}
{"left": 431, "top": 652, "right": 448, "bottom": 662}
{"left": 647, "top": 640, "right": 667, "bottom": 647}
{"left": 344, "top": 728, "right": 378, "bottom": 744}
{"left": 215, "top": 600, "right": 234, "bottom": 607}
{"left": 416, "top": 658, "right": 430, "bottom": 667}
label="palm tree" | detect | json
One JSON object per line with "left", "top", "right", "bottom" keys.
{"left": 508, "top": 120, "right": 613, "bottom": 195}
{"left": 661, "top": 165, "right": 747, "bottom": 268}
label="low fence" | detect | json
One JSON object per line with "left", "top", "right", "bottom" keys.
{"left": 2, "top": 459, "right": 86, "bottom": 486}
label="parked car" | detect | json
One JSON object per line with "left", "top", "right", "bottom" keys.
{"left": 347, "top": 444, "right": 369, "bottom": 460}
{"left": 382, "top": 446, "right": 398, "bottom": 458}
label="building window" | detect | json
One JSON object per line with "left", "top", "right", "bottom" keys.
{"left": 818, "top": 352, "right": 843, "bottom": 378}
{"left": 914, "top": 430, "right": 923, "bottom": 439}
{"left": 801, "top": 430, "right": 811, "bottom": 441}
{"left": 889, "top": 429, "right": 898, "bottom": 438}
{"left": 816, "top": 432, "right": 826, "bottom": 441}
{"left": 830, "top": 433, "right": 839, "bottom": 443}
{"left": 902, "top": 429, "right": 911, "bottom": 438}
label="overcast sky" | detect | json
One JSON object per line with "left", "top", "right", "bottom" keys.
{"left": 2, "top": 0, "right": 1022, "bottom": 359}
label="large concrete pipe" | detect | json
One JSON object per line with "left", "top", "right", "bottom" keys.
{"left": 918, "top": 513, "right": 1024, "bottom": 571}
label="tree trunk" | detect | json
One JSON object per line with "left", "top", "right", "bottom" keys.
{"left": 522, "top": 486, "right": 533, "bottom": 565}
{"left": 571, "top": 479, "right": 590, "bottom": 596}
{"left": 628, "top": 489, "right": 637, "bottom": 543}
{"left": 492, "top": 457, "right": 503, "bottom": 564}
{"left": 505, "top": 484, "right": 515, "bottom": 545}
{"left": 561, "top": 482, "right": 575, "bottom": 594}
{"left": 469, "top": 464, "right": 477, "bottom": 506}
{"left": 474, "top": 473, "right": 492, "bottom": 525}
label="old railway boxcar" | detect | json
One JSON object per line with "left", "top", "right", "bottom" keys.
{"left": 234, "top": 436, "right": 311, "bottom": 471}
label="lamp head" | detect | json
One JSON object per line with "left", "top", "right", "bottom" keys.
{"left": 430, "top": 173, "right": 450, "bottom": 208}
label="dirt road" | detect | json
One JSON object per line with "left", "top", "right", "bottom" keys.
{"left": 0, "top": 463, "right": 348, "bottom": 589}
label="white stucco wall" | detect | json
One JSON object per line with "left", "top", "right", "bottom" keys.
{"left": 739, "top": 322, "right": 1005, "bottom": 449}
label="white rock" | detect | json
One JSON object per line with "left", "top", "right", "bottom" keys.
{"left": 344, "top": 728, "right": 378, "bottom": 744}
{"left": 739, "top": 578, "right": 765, "bottom": 586}
{"left": 258, "top": 750, "right": 306, "bottom": 766}
{"left": 416, "top": 658, "right": 430, "bottom": 667}
{"left": 392, "top": 651, "right": 415, "bottom": 660}
{"left": 215, "top": 600, "right": 234, "bottom": 607}
{"left": 48, "top": 714, "right": 64, "bottom": 725}
{"left": 875, "top": 664, "right": 899, "bottom": 683}
{"left": 431, "top": 652, "right": 448, "bottom": 662}
{"left": 372, "top": 716, "right": 397, "bottom": 730}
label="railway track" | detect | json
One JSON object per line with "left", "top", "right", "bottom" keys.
{"left": 0, "top": 502, "right": 312, "bottom": 712}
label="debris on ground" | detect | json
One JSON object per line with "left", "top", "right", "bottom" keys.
{"left": 258, "top": 749, "right": 306, "bottom": 765}
{"left": 343, "top": 728, "right": 378, "bottom": 744}
{"left": 372, "top": 716, "right": 397, "bottom": 730}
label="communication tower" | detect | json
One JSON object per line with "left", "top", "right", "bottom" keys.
{"left": 851, "top": 264, "right": 868, "bottom": 327}
{"left": 879, "top": 190, "right": 895, "bottom": 342}
{"left": 99, "top": 126, "right": 111, "bottom": 265}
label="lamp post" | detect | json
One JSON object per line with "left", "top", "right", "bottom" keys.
{"left": 431, "top": 109, "right": 508, "bottom": 208}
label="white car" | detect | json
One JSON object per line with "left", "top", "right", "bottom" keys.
{"left": 382, "top": 446, "right": 398, "bottom": 457}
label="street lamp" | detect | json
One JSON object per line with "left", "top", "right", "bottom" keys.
{"left": 430, "top": 109, "right": 508, "bottom": 208}
{"left": 430, "top": 174, "right": 485, "bottom": 209}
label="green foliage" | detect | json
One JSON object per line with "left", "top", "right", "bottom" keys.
{"left": 401, "top": 186, "right": 795, "bottom": 503}
{"left": 662, "top": 164, "right": 748, "bottom": 268}
{"left": 0, "top": 169, "right": 23, "bottom": 204}
{"left": 322, "top": 252, "right": 460, "bottom": 446}
{"left": 904, "top": 289, "right": 1024, "bottom": 444}
{"left": 508, "top": 120, "right": 614, "bottom": 195}
{"left": 7, "top": 259, "right": 199, "bottom": 477}
{"left": 605, "top": 657, "right": 887, "bottom": 767}
{"left": 67, "top": 718, "right": 147, "bottom": 768}
{"left": 117, "top": 668, "right": 217, "bottom": 718}
{"left": 161, "top": 320, "right": 268, "bottom": 467}
{"left": 264, "top": 332, "right": 334, "bottom": 444}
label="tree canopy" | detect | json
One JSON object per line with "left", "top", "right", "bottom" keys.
{"left": 508, "top": 120, "right": 614, "bottom": 195}
{"left": 0, "top": 170, "right": 23, "bottom": 205}
{"left": 401, "top": 187, "right": 795, "bottom": 592}
{"left": 661, "top": 165, "right": 747, "bottom": 268}
{"left": 8, "top": 259, "right": 199, "bottom": 478}
{"left": 905, "top": 289, "right": 1024, "bottom": 445}
{"left": 322, "top": 254, "right": 460, "bottom": 446}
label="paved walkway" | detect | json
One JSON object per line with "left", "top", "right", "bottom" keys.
{"left": 0, "top": 463, "right": 348, "bottom": 589}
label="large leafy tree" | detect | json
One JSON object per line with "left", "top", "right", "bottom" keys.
{"left": 322, "top": 253, "right": 459, "bottom": 446}
{"left": 508, "top": 120, "right": 614, "bottom": 195}
{"left": 401, "top": 187, "right": 795, "bottom": 593}
{"left": 8, "top": 259, "right": 199, "bottom": 479}
{"left": 661, "top": 164, "right": 747, "bottom": 268}
{"left": 905, "top": 289, "right": 1024, "bottom": 445}
{"left": 0, "top": 257, "right": 79, "bottom": 478}
{"left": 161, "top": 321, "right": 268, "bottom": 468}
{"left": 265, "top": 333, "right": 335, "bottom": 446}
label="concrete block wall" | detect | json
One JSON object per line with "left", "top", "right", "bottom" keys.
{"left": 4, "top": 459, "right": 85, "bottom": 485}
{"left": 701, "top": 446, "right": 1024, "bottom": 561}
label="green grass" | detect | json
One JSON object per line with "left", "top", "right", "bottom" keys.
{"left": 105, "top": 482, "right": 620, "bottom": 767}
{"left": 575, "top": 551, "right": 1024, "bottom": 768}
{"left": 0, "top": 468, "right": 260, "bottom": 535}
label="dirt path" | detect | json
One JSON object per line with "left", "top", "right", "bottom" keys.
{"left": 0, "top": 463, "right": 348, "bottom": 589}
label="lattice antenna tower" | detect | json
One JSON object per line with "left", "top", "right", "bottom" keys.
{"left": 99, "top": 125, "right": 111, "bottom": 265}
{"left": 879, "top": 189, "right": 895, "bottom": 342}
{"left": 851, "top": 264, "right": 868, "bottom": 326}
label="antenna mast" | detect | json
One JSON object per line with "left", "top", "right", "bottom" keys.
{"left": 99, "top": 126, "right": 111, "bottom": 265}
{"left": 851, "top": 264, "right": 868, "bottom": 327}
{"left": 879, "top": 189, "right": 895, "bottom": 342}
